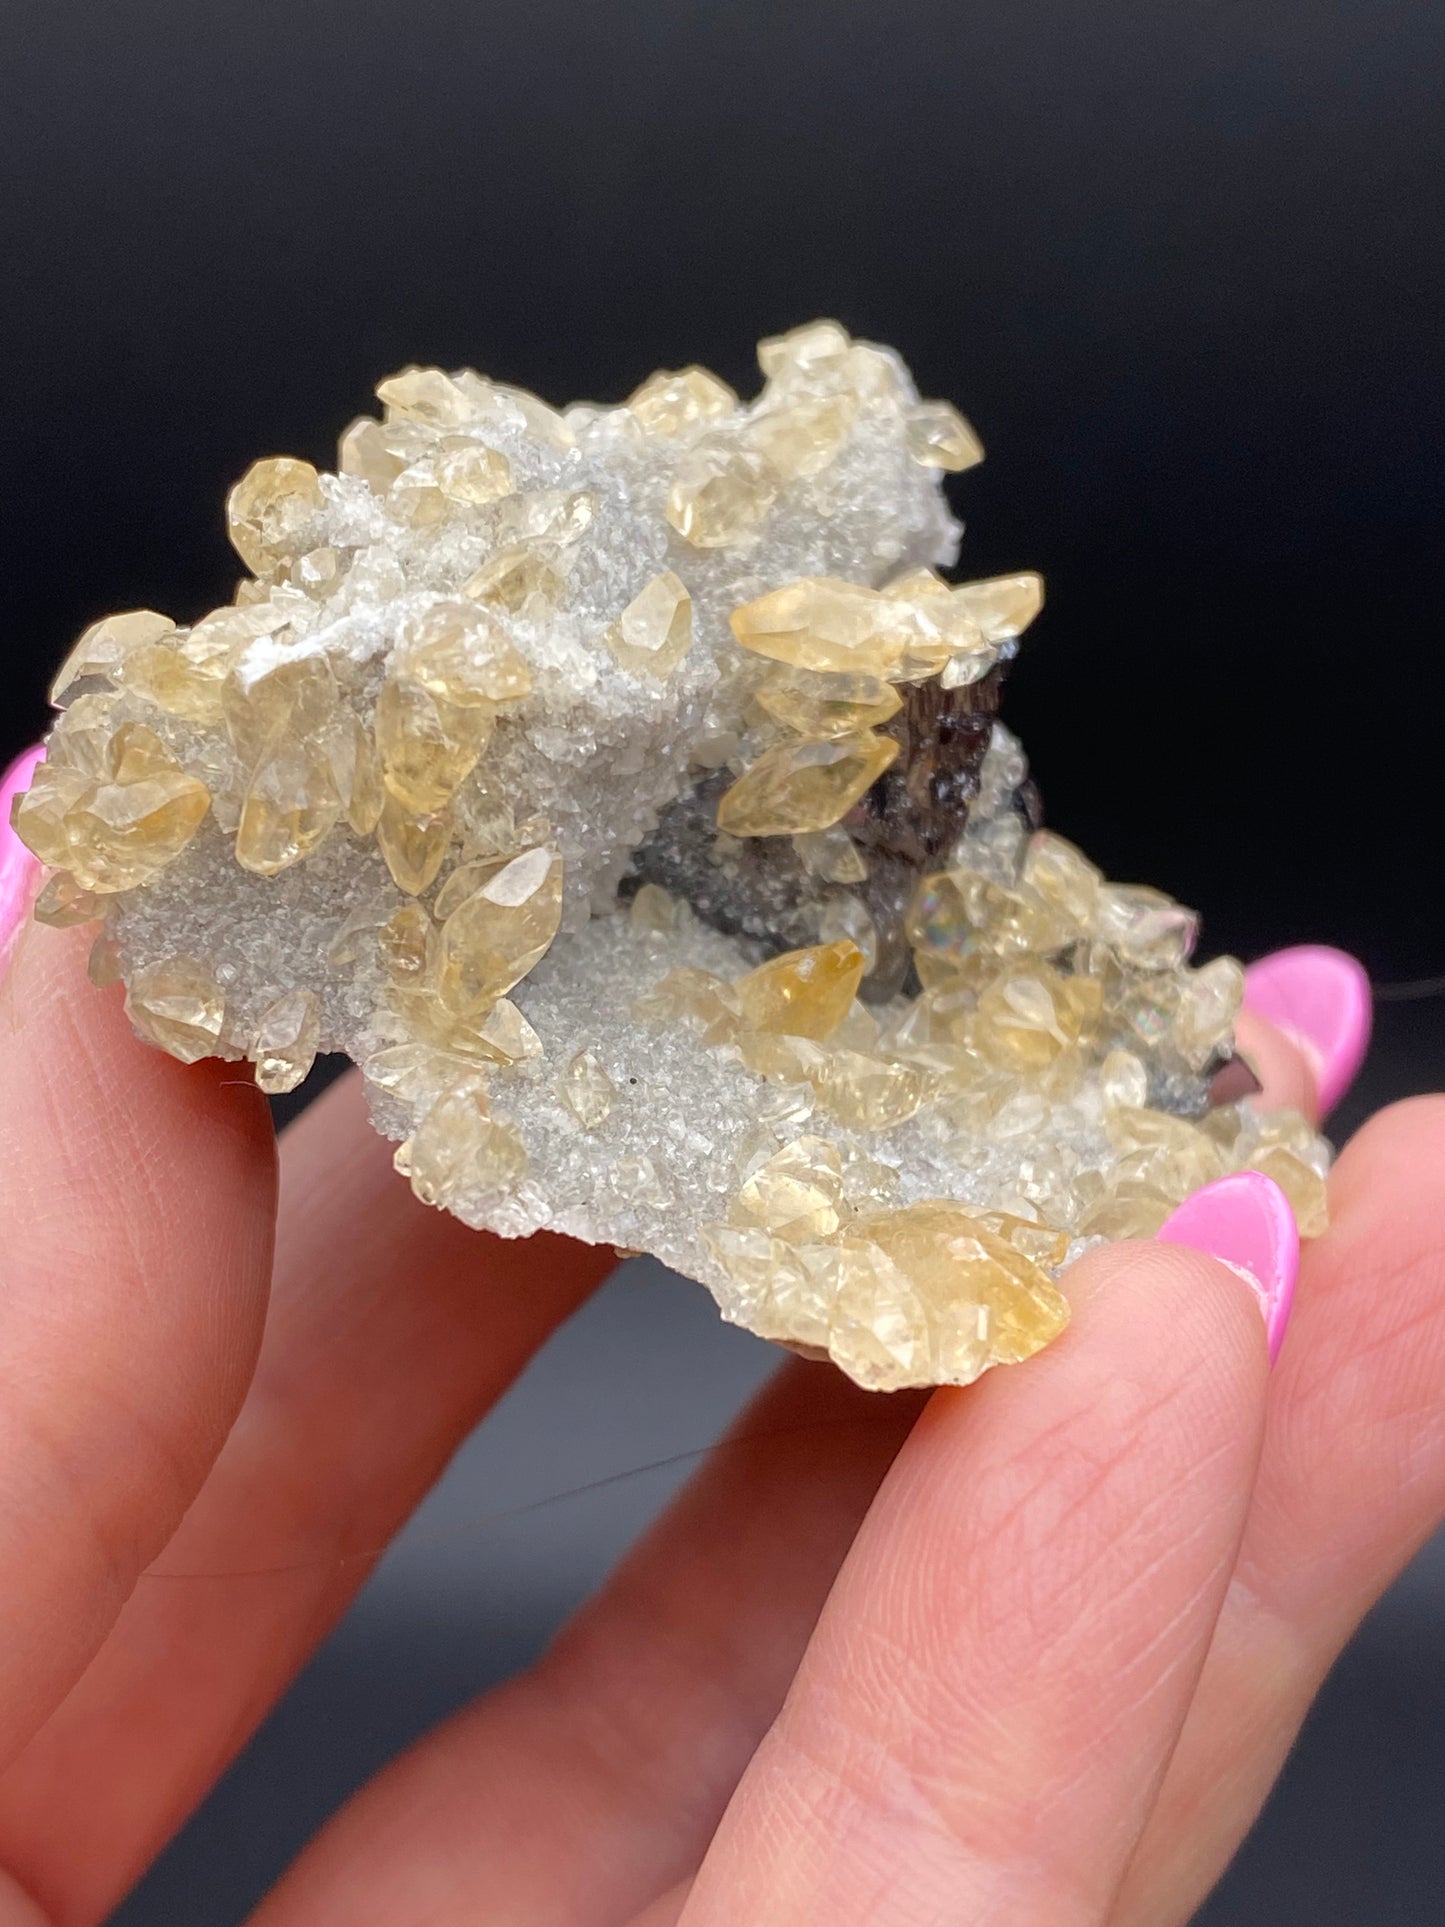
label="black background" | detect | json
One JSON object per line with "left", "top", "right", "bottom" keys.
{"left": 4, "top": 2, "right": 1445, "bottom": 1920}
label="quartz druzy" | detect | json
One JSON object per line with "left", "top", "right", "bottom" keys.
{"left": 13, "top": 322, "right": 1331, "bottom": 1391}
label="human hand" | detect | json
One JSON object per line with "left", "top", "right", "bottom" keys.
{"left": 1, "top": 741, "right": 1436, "bottom": 1927}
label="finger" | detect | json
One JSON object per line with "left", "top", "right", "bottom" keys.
{"left": 0, "top": 914, "right": 276, "bottom": 1766}
{"left": 1109, "top": 1094, "right": 1445, "bottom": 1926}
{"left": 251, "top": 1233, "right": 1271, "bottom": 1927}
{"left": 242, "top": 1359, "right": 922, "bottom": 1927}
{"left": 0, "top": 1068, "right": 613, "bottom": 1924}
{"left": 1242, "top": 946, "right": 1372, "bottom": 1119}
{"left": 677, "top": 1239, "right": 1268, "bottom": 1927}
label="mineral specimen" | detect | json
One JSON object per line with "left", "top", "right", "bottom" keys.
{"left": 12, "top": 321, "right": 1331, "bottom": 1391}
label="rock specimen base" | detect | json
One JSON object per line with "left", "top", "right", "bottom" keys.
{"left": 13, "top": 322, "right": 1331, "bottom": 1391}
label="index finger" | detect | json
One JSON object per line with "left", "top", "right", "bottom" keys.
{"left": 0, "top": 853, "right": 276, "bottom": 1766}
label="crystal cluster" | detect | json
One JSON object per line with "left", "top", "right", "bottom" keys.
{"left": 13, "top": 323, "right": 1330, "bottom": 1391}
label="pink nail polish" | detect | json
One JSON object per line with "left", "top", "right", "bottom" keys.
{"left": 0, "top": 746, "right": 46, "bottom": 973}
{"left": 1244, "top": 945, "right": 1372, "bottom": 1116}
{"left": 1158, "top": 1172, "right": 1299, "bottom": 1364}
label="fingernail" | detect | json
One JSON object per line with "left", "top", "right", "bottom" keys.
{"left": 0, "top": 746, "right": 46, "bottom": 975}
{"left": 1243, "top": 945, "right": 1372, "bottom": 1116}
{"left": 1158, "top": 1172, "right": 1299, "bottom": 1364}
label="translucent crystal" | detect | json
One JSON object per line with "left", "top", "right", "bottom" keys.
{"left": 560, "top": 1048, "right": 615, "bottom": 1129}
{"left": 745, "top": 393, "right": 856, "bottom": 479}
{"left": 397, "top": 600, "right": 533, "bottom": 709}
{"left": 32, "top": 871, "right": 104, "bottom": 928}
{"left": 126, "top": 957, "right": 229, "bottom": 1064}
{"left": 628, "top": 882, "right": 678, "bottom": 932}
{"left": 666, "top": 439, "right": 777, "bottom": 546}
{"left": 50, "top": 610, "right": 175, "bottom": 705}
{"left": 236, "top": 740, "right": 342, "bottom": 877}
{"left": 732, "top": 1135, "right": 845, "bottom": 1242}
{"left": 604, "top": 572, "right": 693, "bottom": 679}
{"left": 226, "top": 458, "right": 325, "bottom": 573}
{"left": 954, "top": 572, "right": 1044, "bottom": 640}
{"left": 730, "top": 576, "right": 948, "bottom": 682}
{"left": 733, "top": 940, "right": 865, "bottom": 1041}
{"left": 376, "top": 674, "right": 492, "bottom": 815}
{"left": 252, "top": 989, "right": 322, "bottom": 1094}
{"left": 436, "top": 845, "right": 564, "bottom": 1016}
{"left": 754, "top": 667, "right": 902, "bottom": 738}
{"left": 14, "top": 738, "right": 211, "bottom": 894}
{"left": 627, "top": 365, "right": 738, "bottom": 435}
{"left": 792, "top": 825, "right": 869, "bottom": 884}
{"left": 1095, "top": 884, "right": 1199, "bottom": 972}
{"left": 463, "top": 545, "right": 565, "bottom": 614}
{"left": 904, "top": 400, "right": 985, "bottom": 471}
{"left": 716, "top": 731, "right": 899, "bottom": 836}
{"left": 397, "top": 1085, "right": 527, "bottom": 1212}
{"left": 376, "top": 794, "right": 452, "bottom": 895}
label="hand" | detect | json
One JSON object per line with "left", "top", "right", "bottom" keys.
{"left": 0, "top": 748, "right": 1436, "bottom": 1927}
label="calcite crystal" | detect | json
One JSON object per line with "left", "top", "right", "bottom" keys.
{"left": 13, "top": 322, "right": 1332, "bottom": 1390}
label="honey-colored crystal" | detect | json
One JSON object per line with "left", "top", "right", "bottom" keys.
{"left": 627, "top": 366, "right": 738, "bottom": 436}
{"left": 604, "top": 572, "right": 694, "bottom": 679}
{"left": 811, "top": 1048, "right": 928, "bottom": 1131}
{"left": 904, "top": 399, "right": 985, "bottom": 471}
{"left": 665, "top": 440, "right": 777, "bottom": 547}
{"left": 975, "top": 966, "right": 1103, "bottom": 1074}
{"left": 754, "top": 667, "right": 902, "bottom": 738}
{"left": 716, "top": 731, "right": 898, "bottom": 837}
{"left": 561, "top": 1049, "right": 616, "bottom": 1130}
{"left": 375, "top": 676, "right": 493, "bottom": 815}
{"left": 744, "top": 393, "right": 856, "bottom": 479}
{"left": 730, "top": 576, "right": 947, "bottom": 682}
{"left": 14, "top": 737, "right": 212, "bottom": 895}
{"left": 436, "top": 845, "right": 564, "bottom": 1016}
{"left": 398, "top": 600, "right": 533, "bottom": 710}
{"left": 791, "top": 825, "right": 869, "bottom": 884}
{"left": 31, "top": 872, "right": 104, "bottom": 928}
{"left": 397, "top": 1084, "right": 527, "bottom": 1212}
{"left": 376, "top": 794, "right": 452, "bottom": 895}
{"left": 126, "top": 956, "right": 229, "bottom": 1064}
{"left": 226, "top": 458, "right": 326, "bottom": 573}
{"left": 733, "top": 1136, "right": 845, "bottom": 1243}
{"left": 50, "top": 609, "right": 175, "bottom": 706}
{"left": 236, "top": 740, "right": 342, "bottom": 876}
{"left": 734, "top": 940, "right": 865, "bottom": 1041}
{"left": 252, "top": 988, "right": 322, "bottom": 1094}
{"left": 463, "top": 545, "right": 565, "bottom": 615}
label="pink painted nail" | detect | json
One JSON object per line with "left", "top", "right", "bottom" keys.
{"left": 1244, "top": 945, "right": 1372, "bottom": 1116}
{"left": 0, "top": 745, "right": 46, "bottom": 974}
{"left": 1158, "top": 1172, "right": 1299, "bottom": 1365}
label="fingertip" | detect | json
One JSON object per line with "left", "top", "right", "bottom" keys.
{"left": 1159, "top": 1172, "right": 1299, "bottom": 1366}
{"left": 1243, "top": 945, "right": 1372, "bottom": 1118}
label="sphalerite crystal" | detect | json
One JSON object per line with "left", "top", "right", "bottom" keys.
{"left": 12, "top": 322, "right": 1332, "bottom": 1390}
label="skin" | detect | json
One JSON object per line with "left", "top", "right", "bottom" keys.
{"left": 0, "top": 919, "right": 1439, "bottom": 1927}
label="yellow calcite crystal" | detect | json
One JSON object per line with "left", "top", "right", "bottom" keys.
{"left": 904, "top": 399, "right": 985, "bottom": 471}
{"left": 754, "top": 667, "right": 902, "bottom": 738}
{"left": 716, "top": 731, "right": 899, "bottom": 836}
{"left": 435, "top": 846, "right": 564, "bottom": 1017}
{"left": 733, "top": 940, "right": 865, "bottom": 1040}
{"left": 50, "top": 610, "right": 176, "bottom": 706}
{"left": 252, "top": 989, "right": 322, "bottom": 1094}
{"left": 627, "top": 365, "right": 738, "bottom": 435}
{"left": 126, "top": 956, "right": 230, "bottom": 1063}
{"left": 666, "top": 440, "right": 778, "bottom": 547}
{"left": 560, "top": 1048, "right": 616, "bottom": 1129}
{"left": 226, "top": 457, "right": 326, "bottom": 573}
{"left": 604, "top": 572, "right": 693, "bottom": 679}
